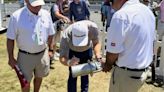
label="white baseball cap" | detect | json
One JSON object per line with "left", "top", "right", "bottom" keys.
{"left": 72, "top": 22, "right": 88, "bottom": 46}
{"left": 29, "top": 0, "right": 45, "bottom": 7}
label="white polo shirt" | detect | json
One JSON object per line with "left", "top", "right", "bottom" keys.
{"left": 106, "top": 0, "right": 156, "bottom": 69}
{"left": 7, "top": 7, "right": 55, "bottom": 53}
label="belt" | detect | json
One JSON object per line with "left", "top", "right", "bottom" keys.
{"left": 19, "top": 49, "right": 45, "bottom": 55}
{"left": 115, "top": 65, "right": 148, "bottom": 72}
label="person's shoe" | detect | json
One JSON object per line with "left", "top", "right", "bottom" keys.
{"left": 54, "top": 56, "right": 59, "bottom": 61}
{"left": 53, "top": 52, "right": 59, "bottom": 61}
{"left": 55, "top": 52, "right": 60, "bottom": 57}
{"left": 50, "top": 66, "right": 55, "bottom": 69}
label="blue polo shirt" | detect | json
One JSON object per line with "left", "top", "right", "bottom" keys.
{"left": 70, "top": 1, "right": 90, "bottom": 21}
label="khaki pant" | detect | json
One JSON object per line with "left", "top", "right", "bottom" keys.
{"left": 109, "top": 66, "right": 148, "bottom": 92}
{"left": 17, "top": 49, "right": 50, "bottom": 82}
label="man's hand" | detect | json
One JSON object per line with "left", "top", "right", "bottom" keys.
{"left": 63, "top": 17, "right": 70, "bottom": 24}
{"left": 102, "top": 62, "right": 113, "bottom": 73}
{"left": 97, "top": 57, "right": 105, "bottom": 64}
{"left": 67, "top": 56, "right": 79, "bottom": 66}
{"left": 48, "top": 50, "right": 54, "bottom": 59}
{"left": 8, "top": 57, "right": 17, "bottom": 69}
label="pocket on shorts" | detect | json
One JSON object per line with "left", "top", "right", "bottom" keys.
{"left": 41, "top": 50, "right": 50, "bottom": 67}
{"left": 40, "top": 50, "right": 50, "bottom": 76}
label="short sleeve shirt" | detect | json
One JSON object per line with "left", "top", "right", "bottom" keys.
{"left": 7, "top": 7, "right": 55, "bottom": 53}
{"left": 106, "top": 0, "right": 156, "bottom": 69}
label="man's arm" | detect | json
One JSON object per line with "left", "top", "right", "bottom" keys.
{"left": 92, "top": 39, "right": 102, "bottom": 59}
{"left": 48, "top": 35, "right": 54, "bottom": 57}
{"left": 48, "top": 35, "right": 54, "bottom": 50}
{"left": 103, "top": 52, "right": 118, "bottom": 72}
{"left": 55, "top": 10, "right": 70, "bottom": 22}
{"left": 7, "top": 39, "right": 16, "bottom": 69}
{"left": 89, "top": 25, "right": 102, "bottom": 59}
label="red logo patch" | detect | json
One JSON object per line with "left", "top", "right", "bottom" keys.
{"left": 111, "top": 42, "right": 116, "bottom": 46}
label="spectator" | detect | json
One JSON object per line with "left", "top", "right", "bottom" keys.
{"left": 102, "top": 0, "right": 156, "bottom": 92}
{"left": 70, "top": 0, "right": 90, "bottom": 22}
{"left": 50, "top": 0, "right": 70, "bottom": 62}
{"left": 101, "top": 0, "right": 115, "bottom": 31}
{"left": 6, "top": 0, "right": 55, "bottom": 92}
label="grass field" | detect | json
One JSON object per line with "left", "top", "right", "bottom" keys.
{"left": 0, "top": 33, "right": 164, "bottom": 92}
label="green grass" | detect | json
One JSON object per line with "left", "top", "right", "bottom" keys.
{"left": 0, "top": 34, "right": 164, "bottom": 92}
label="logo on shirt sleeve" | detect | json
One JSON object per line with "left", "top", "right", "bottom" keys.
{"left": 111, "top": 42, "right": 116, "bottom": 46}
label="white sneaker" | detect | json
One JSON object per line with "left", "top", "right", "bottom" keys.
{"left": 54, "top": 56, "right": 59, "bottom": 61}
{"left": 55, "top": 52, "right": 60, "bottom": 57}
{"left": 53, "top": 52, "right": 59, "bottom": 61}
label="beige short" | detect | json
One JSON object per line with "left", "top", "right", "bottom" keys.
{"left": 109, "top": 66, "right": 148, "bottom": 92}
{"left": 17, "top": 49, "right": 50, "bottom": 82}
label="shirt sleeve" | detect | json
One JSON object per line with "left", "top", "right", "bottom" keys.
{"left": 6, "top": 15, "right": 17, "bottom": 40}
{"left": 53, "top": 4, "right": 59, "bottom": 13}
{"left": 106, "top": 15, "right": 128, "bottom": 53}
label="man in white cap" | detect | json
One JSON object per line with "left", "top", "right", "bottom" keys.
{"left": 102, "top": 0, "right": 156, "bottom": 92}
{"left": 59, "top": 20, "right": 103, "bottom": 92}
{"left": 6, "top": 0, "right": 55, "bottom": 92}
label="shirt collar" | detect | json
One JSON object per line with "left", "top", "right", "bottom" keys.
{"left": 122, "top": 0, "right": 140, "bottom": 8}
